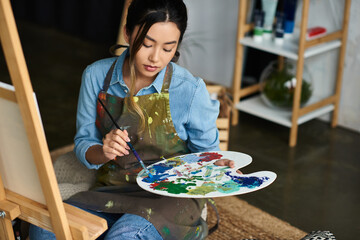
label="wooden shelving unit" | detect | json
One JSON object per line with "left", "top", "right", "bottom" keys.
{"left": 231, "top": 0, "right": 351, "bottom": 147}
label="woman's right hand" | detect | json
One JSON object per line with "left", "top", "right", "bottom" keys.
{"left": 102, "top": 129, "right": 131, "bottom": 161}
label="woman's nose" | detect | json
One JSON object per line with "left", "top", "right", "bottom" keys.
{"left": 149, "top": 49, "right": 160, "bottom": 62}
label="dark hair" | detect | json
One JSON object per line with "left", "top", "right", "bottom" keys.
{"left": 124, "top": 0, "right": 188, "bottom": 132}
{"left": 126, "top": 0, "right": 188, "bottom": 58}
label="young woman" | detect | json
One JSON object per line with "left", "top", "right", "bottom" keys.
{"left": 30, "top": 0, "right": 237, "bottom": 239}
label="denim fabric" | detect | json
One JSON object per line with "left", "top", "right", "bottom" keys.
{"left": 104, "top": 214, "right": 163, "bottom": 240}
{"left": 29, "top": 210, "right": 163, "bottom": 240}
{"left": 74, "top": 49, "right": 220, "bottom": 169}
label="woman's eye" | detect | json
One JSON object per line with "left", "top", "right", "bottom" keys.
{"left": 163, "top": 48, "right": 172, "bottom": 53}
{"left": 143, "top": 43, "right": 152, "bottom": 48}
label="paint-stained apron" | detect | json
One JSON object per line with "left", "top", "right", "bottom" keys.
{"left": 67, "top": 61, "right": 211, "bottom": 240}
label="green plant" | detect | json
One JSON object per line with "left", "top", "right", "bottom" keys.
{"left": 261, "top": 61, "right": 312, "bottom": 109}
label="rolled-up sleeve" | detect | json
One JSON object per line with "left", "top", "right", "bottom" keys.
{"left": 74, "top": 66, "right": 104, "bottom": 169}
{"left": 185, "top": 79, "right": 220, "bottom": 152}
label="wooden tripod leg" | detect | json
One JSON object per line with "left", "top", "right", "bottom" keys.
{"left": 0, "top": 217, "right": 15, "bottom": 240}
{"left": 0, "top": 173, "right": 20, "bottom": 240}
{"left": 115, "top": 0, "right": 131, "bottom": 56}
{"left": 0, "top": 0, "right": 72, "bottom": 238}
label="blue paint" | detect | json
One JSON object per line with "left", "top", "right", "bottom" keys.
{"left": 217, "top": 180, "right": 241, "bottom": 193}
{"left": 225, "top": 172, "right": 269, "bottom": 188}
{"left": 181, "top": 155, "right": 201, "bottom": 164}
{"left": 142, "top": 163, "right": 176, "bottom": 183}
{"left": 151, "top": 163, "right": 173, "bottom": 174}
{"left": 204, "top": 165, "right": 214, "bottom": 177}
{"left": 190, "top": 170, "right": 202, "bottom": 175}
{"left": 142, "top": 172, "right": 175, "bottom": 183}
{"left": 127, "top": 142, "right": 153, "bottom": 178}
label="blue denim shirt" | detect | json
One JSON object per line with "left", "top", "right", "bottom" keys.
{"left": 74, "top": 50, "right": 220, "bottom": 169}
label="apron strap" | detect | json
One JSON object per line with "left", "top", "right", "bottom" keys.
{"left": 102, "top": 59, "right": 118, "bottom": 92}
{"left": 161, "top": 63, "right": 173, "bottom": 93}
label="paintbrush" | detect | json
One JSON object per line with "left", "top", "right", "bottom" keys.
{"left": 97, "top": 98, "right": 153, "bottom": 178}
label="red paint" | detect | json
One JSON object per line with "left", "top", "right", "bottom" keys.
{"left": 150, "top": 182, "right": 160, "bottom": 188}
{"left": 199, "top": 152, "right": 223, "bottom": 162}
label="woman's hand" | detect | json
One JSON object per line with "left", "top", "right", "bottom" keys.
{"left": 214, "top": 159, "right": 243, "bottom": 174}
{"left": 102, "top": 129, "right": 131, "bottom": 161}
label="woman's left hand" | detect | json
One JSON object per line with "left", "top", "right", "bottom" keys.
{"left": 214, "top": 159, "right": 243, "bottom": 174}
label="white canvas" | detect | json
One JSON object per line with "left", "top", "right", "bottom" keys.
{"left": 0, "top": 82, "right": 46, "bottom": 204}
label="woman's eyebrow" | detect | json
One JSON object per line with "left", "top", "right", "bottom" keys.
{"left": 145, "top": 35, "right": 177, "bottom": 45}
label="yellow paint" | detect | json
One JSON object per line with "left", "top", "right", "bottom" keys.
{"left": 133, "top": 96, "right": 139, "bottom": 102}
{"left": 146, "top": 208, "right": 152, "bottom": 215}
{"left": 105, "top": 201, "right": 114, "bottom": 209}
{"left": 155, "top": 111, "right": 159, "bottom": 116}
{"left": 125, "top": 174, "right": 130, "bottom": 182}
{"left": 195, "top": 226, "right": 200, "bottom": 236}
{"left": 146, "top": 208, "right": 153, "bottom": 221}
{"left": 148, "top": 117, "right": 153, "bottom": 124}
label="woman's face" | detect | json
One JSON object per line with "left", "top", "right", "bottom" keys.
{"left": 126, "top": 22, "right": 181, "bottom": 82}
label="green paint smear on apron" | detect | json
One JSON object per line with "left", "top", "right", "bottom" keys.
{"left": 153, "top": 181, "right": 196, "bottom": 194}
{"left": 162, "top": 226, "right": 170, "bottom": 237}
{"left": 184, "top": 226, "right": 201, "bottom": 240}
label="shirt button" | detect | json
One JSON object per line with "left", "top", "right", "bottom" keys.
{"left": 124, "top": 89, "right": 128, "bottom": 93}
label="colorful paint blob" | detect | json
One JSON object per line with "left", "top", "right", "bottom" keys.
{"left": 225, "top": 172, "right": 270, "bottom": 188}
{"left": 136, "top": 151, "right": 277, "bottom": 198}
{"left": 150, "top": 180, "right": 196, "bottom": 194}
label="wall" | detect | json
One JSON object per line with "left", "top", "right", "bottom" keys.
{"left": 179, "top": 0, "right": 359, "bottom": 133}
{"left": 179, "top": 0, "right": 239, "bottom": 86}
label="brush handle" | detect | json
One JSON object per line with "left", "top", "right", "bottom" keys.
{"left": 98, "top": 97, "right": 153, "bottom": 177}
{"left": 127, "top": 142, "right": 152, "bottom": 177}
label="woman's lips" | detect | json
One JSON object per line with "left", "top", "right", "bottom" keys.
{"left": 144, "top": 65, "right": 158, "bottom": 72}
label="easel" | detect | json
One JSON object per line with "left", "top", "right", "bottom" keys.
{"left": 0, "top": 0, "right": 107, "bottom": 239}
{"left": 115, "top": 0, "right": 131, "bottom": 56}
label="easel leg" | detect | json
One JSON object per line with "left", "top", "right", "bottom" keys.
{"left": 0, "top": 217, "right": 15, "bottom": 240}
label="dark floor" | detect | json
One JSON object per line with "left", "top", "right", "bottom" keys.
{"left": 231, "top": 113, "right": 360, "bottom": 239}
{"left": 1, "top": 21, "right": 359, "bottom": 239}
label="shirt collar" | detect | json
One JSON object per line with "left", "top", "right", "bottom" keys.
{"left": 109, "top": 48, "right": 167, "bottom": 94}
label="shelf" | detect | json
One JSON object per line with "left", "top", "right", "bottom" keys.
{"left": 240, "top": 36, "right": 341, "bottom": 60}
{"left": 235, "top": 95, "right": 335, "bottom": 128}
{"left": 232, "top": 0, "right": 350, "bottom": 146}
